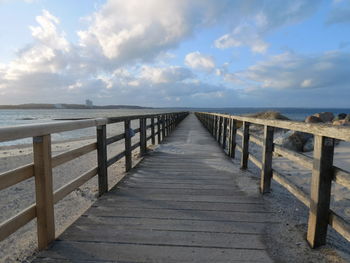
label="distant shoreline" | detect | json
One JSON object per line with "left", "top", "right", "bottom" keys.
{"left": 0, "top": 103, "right": 152, "bottom": 110}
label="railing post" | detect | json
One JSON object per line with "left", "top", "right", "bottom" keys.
{"left": 213, "top": 116, "right": 217, "bottom": 139}
{"left": 307, "top": 135, "right": 334, "bottom": 248}
{"left": 222, "top": 117, "right": 228, "bottom": 150}
{"left": 140, "top": 118, "right": 147, "bottom": 156}
{"left": 229, "top": 119, "right": 237, "bottom": 158}
{"left": 97, "top": 124, "right": 108, "bottom": 196}
{"left": 240, "top": 121, "right": 250, "bottom": 169}
{"left": 124, "top": 120, "right": 132, "bottom": 172}
{"left": 218, "top": 117, "right": 223, "bottom": 144}
{"left": 157, "top": 116, "right": 161, "bottom": 143}
{"left": 260, "top": 126, "right": 274, "bottom": 193}
{"left": 151, "top": 117, "right": 155, "bottom": 144}
{"left": 33, "top": 135, "right": 55, "bottom": 250}
{"left": 162, "top": 115, "right": 166, "bottom": 139}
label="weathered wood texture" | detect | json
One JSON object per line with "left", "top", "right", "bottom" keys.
{"left": 33, "top": 114, "right": 275, "bottom": 263}
{"left": 33, "top": 135, "right": 55, "bottom": 250}
{"left": 195, "top": 111, "right": 350, "bottom": 248}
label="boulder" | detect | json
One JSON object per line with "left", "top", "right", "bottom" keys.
{"left": 305, "top": 115, "right": 323, "bottom": 123}
{"left": 274, "top": 131, "right": 310, "bottom": 152}
{"left": 303, "top": 137, "right": 314, "bottom": 152}
{"left": 337, "top": 113, "right": 347, "bottom": 120}
{"left": 246, "top": 111, "right": 290, "bottom": 120}
{"left": 313, "top": 112, "right": 334, "bottom": 123}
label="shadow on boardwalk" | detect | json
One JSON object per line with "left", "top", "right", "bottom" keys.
{"left": 33, "top": 114, "right": 278, "bottom": 263}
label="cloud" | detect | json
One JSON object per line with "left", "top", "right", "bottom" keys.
{"left": 214, "top": 24, "right": 269, "bottom": 54}
{"left": 139, "top": 65, "right": 194, "bottom": 84}
{"left": 327, "top": 3, "right": 350, "bottom": 24}
{"left": 185, "top": 51, "right": 215, "bottom": 72}
{"left": 236, "top": 51, "right": 350, "bottom": 91}
{"left": 214, "top": 0, "right": 319, "bottom": 53}
{"left": 77, "top": 0, "right": 234, "bottom": 65}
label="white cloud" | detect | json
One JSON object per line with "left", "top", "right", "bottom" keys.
{"left": 215, "top": 25, "right": 269, "bottom": 54}
{"left": 185, "top": 51, "right": 215, "bottom": 72}
{"left": 234, "top": 51, "right": 350, "bottom": 91}
{"left": 139, "top": 65, "right": 193, "bottom": 84}
{"left": 77, "top": 0, "right": 234, "bottom": 65}
{"left": 214, "top": 0, "right": 319, "bottom": 53}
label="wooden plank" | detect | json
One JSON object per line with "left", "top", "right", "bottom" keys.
{"left": 53, "top": 167, "right": 98, "bottom": 203}
{"left": 240, "top": 122, "right": 250, "bottom": 169}
{"left": 0, "top": 204, "right": 36, "bottom": 242}
{"left": 60, "top": 226, "right": 267, "bottom": 250}
{"left": 36, "top": 242, "right": 273, "bottom": 262}
{"left": 329, "top": 210, "right": 350, "bottom": 242}
{"left": 0, "top": 112, "right": 188, "bottom": 143}
{"left": 333, "top": 167, "right": 350, "bottom": 190}
{"left": 218, "top": 116, "right": 223, "bottom": 145}
{"left": 124, "top": 120, "right": 132, "bottom": 172}
{"left": 0, "top": 163, "right": 34, "bottom": 191}
{"left": 307, "top": 135, "right": 335, "bottom": 248}
{"left": 161, "top": 115, "right": 166, "bottom": 139}
{"left": 33, "top": 135, "right": 55, "bottom": 250}
{"left": 139, "top": 118, "right": 146, "bottom": 156}
{"left": 52, "top": 142, "right": 97, "bottom": 167}
{"left": 76, "top": 216, "right": 267, "bottom": 234}
{"left": 96, "top": 125, "right": 108, "bottom": 196}
{"left": 260, "top": 126, "right": 274, "bottom": 193}
{"left": 201, "top": 112, "right": 350, "bottom": 141}
{"left": 106, "top": 133, "right": 125, "bottom": 145}
{"left": 272, "top": 170, "right": 310, "bottom": 207}
{"left": 157, "top": 116, "right": 161, "bottom": 143}
{"left": 131, "top": 142, "right": 140, "bottom": 151}
{"left": 222, "top": 117, "right": 228, "bottom": 150}
{"left": 249, "top": 154, "right": 262, "bottom": 169}
{"left": 0, "top": 118, "right": 107, "bottom": 142}
{"left": 107, "top": 151, "right": 125, "bottom": 167}
{"left": 151, "top": 117, "right": 155, "bottom": 144}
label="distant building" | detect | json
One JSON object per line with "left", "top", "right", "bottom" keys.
{"left": 86, "top": 99, "right": 93, "bottom": 108}
{"left": 54, "top": 104, "right": 64, "bottom": 109}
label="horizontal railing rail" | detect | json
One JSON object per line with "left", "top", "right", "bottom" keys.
{"left": 0, "top": 111, "right": 189, "bottom": 250}
{"left": 195, "top": 112, "right": 350, "bottom": 248}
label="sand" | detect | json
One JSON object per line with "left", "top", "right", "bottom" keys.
{"left": 0, "top": 137, "right": 143, "bottom": 263}
{"left": 1, "top": 131, "right": 350, "bottom": 262}
{"left": 233, "top": 131, "right": 350, "bottom": 262}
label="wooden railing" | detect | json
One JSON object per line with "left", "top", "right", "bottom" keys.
{"left": 0, "top": 111, "right": 188, "bottom": 250}
{"left": 195, "top": 112, "right": 350, "bottom": 248}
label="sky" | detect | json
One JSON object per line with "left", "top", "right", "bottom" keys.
{"left": 0, "top": 0, "right": 349, "bottom": 107}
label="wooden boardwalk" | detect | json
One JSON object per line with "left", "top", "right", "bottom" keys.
{"left": 33, "top": 114, "right": 277, "bottom": 263}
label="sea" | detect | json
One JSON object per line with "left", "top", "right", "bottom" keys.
{"left": 0, "top": 108, "right": 349, "bottom": 146}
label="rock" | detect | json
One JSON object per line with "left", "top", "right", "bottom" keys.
{"left": 303, "top": 137, "right": 314, "bottom": 152}
{"left": 313, "top": 112, "right": 334, "bottom": 123}
{"left": 305, "top": 115, "right": 323, "bottom": 123}
{"left": 274, "top": 131, "right": 309, "bottom": 152}
{"left": 246, "top": 111, "right": 290, "bottom": 121}
{"left": 337, "top": 113, "right": 347, "bottom": 120}
{"left": 333, "top": 119, "right": 350, "bottom": 126}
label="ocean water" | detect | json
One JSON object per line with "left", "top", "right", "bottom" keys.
{"left": 0, "top": 108, "right": 349, "bottom": 146}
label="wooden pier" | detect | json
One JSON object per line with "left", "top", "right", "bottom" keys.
{"left": 32, "top": 113, "right": 276, "bottom": 262}
{"left": 1, "top": 110, "right": 350, "bottom": 262}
